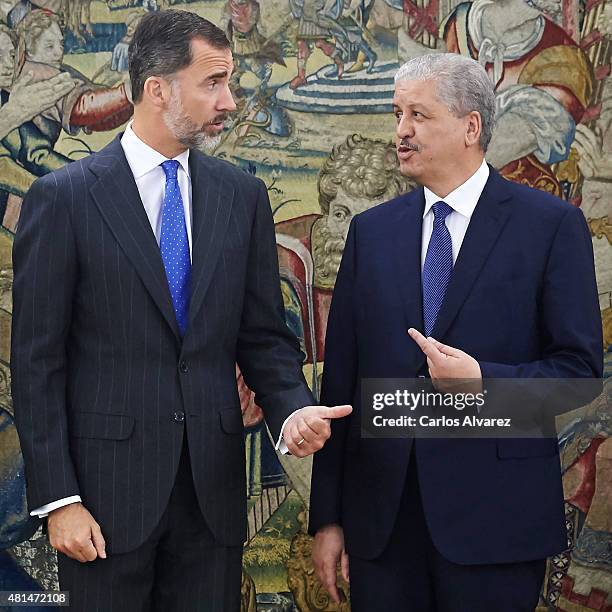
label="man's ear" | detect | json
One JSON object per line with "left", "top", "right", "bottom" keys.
{"left": 142, "top": 75, "right": 172, "bottom": 109}
{"left": 465, "top": 111, "right": 482, "bottom": 148}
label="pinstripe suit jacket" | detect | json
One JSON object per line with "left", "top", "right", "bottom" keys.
{"left": 11, "top": 134, "right": 313, "bottom": 554}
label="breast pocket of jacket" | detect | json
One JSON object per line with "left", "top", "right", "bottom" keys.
{"left": 69, "top": 412, "right": 135, "bottom": 441}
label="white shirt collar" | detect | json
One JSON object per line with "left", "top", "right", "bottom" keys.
{"left": 423, "top": 159, "right": 490, "bottom": 219}
{"left": 120, "top": 122, "right": 190, "bottom": 180}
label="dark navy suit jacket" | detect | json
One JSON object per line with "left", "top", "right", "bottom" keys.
{"left": 11, "top": 135, "right": 314, "bottom": 554}
{"left": 309, "top": 167, "right": 603, "bottom": 564}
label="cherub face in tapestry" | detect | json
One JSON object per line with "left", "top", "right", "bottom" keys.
{"left": 21, "top": 10, "right": 64, "bottom": 68}
{"left": 0, "top": 25, "right": 16, "bottom": 89}
{"left": 312, "top": 134, "right": 413, "bottom": 289}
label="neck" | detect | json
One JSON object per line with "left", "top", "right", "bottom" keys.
{"left": 131, "top": 107, "right": 187, "bottom": 159}
{"left": 423, "top": 156, "right": 485, "bottom": 198}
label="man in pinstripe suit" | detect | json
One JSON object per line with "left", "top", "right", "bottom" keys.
{"left": 11, "top": 10, "right": 351, "bottom": 611}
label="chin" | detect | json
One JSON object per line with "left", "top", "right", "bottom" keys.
{"left": 399, "top": 160, "right": 421, "bottom": 179}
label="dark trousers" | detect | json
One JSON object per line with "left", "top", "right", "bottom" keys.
{"left": 57, "top": 436, "right": 243, "bottom": 612}
{"left": 349, "top": 451, "right": 546, "bottom": 612}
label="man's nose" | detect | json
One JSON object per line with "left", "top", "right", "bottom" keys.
{"left": 396, "top": 115, "right": 415, "bottom": 139}
{"left": 218, "top": 84, "right": 237, "bottom": 113}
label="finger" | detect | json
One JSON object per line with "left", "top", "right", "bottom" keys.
{"left": 579, "top": 125, "right": 600, "bottom": 149}
{"left": 322, "top": 564, "right": 340, "bottom": 604}
{"left": 296, "top": 420, "right": 317, "bottom": 444}
{"left": 574, "top": 131, "right": 597, "bottom": 161}
{"left": 282, "top": 422, "right": 303, "bottom": 456}
{"left": 427, "top": 337, "right": 462, "bottom": 358}
{"left": 80, "top": 540, "right": 98, "bottom": 562}
{"left": 15, "top": 70, "right": 34, "bottom": 89}
{"left": 573, "top": 129, "right": 593, "bottom": 152}
{"left": 341, "top": 551, "right": 350, "bottom": 583}
{"left": 408, "top": 328, "right": 443, "bottom": 364}
{"left": 64, "top": 542, "right": 88, "bottom": 563}
{"left": 594, "top": 124, "right": 603, "bottom": 142}
{"left": 306, "top": 404, "right": 352, "bottom": 419}
{"left": 294, "top": 433, "right": 320, "bottom": 456}
{"left": 325, "top": 404, "right": 352, "bottom": 419}
{"left": 69, "top": 550, "right": 88, "bottom": 563}
{"left": 47, "top": 72, "right": 74, "bottom": 85}
{"left": 304, "top": 415, "right": 331, "bottom": 437}
{"left": 283, "top": 421, "right": 313, "bottom": 457}
{"left": 574, "top": 136, "right": 597, "bottom": 167}
{"left": 295, "top": 442, "right": 318, "bottom": 457}
{"left": 407, "top": 327, "right": 429, "bottom": 349}
{"left": 427, "top": 356, "right": 436, "bottom": 377}
{"left": 91, "top": 524, "right": 107, "bottom": 559}
{"left": 31, "top": 74, "right": 73, "bottom": 95}
{"left": 51, "top": 80, "right": 77, "bottom": 95}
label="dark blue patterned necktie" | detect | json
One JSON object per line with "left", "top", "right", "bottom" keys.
{"left": 422, "top": 201, "right": 454, "bottom": 337}
{"left": 160, "top": 160, "right": 191, "bottom": 336}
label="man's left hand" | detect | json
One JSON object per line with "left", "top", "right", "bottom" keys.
{"left": 282, "top": 404, "right": 352, "bottom": 457}
{"left": 408, "top": 328, "right": 482, "bottom": 393}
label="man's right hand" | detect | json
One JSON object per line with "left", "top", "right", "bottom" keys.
{"left": 0, "top": 71, "right": 76, "bottom": 139}
{"left": 312, "top": 523, "right": 349, "bottom": 604}
{"left": 47, "top": 502, "right": 107, "bottom": 563}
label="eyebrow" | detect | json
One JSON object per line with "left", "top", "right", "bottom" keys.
{"left": 204, "top": 70, "right": 230, "bottom": 81}
{"left": 392, "top": 103, "right": 429, "bottom": 113}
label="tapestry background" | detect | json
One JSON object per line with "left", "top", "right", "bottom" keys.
{"left": 0, "top": 0, "right": 610, "bottom": 610}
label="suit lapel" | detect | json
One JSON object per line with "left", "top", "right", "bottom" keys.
{"left": 393, "top": 189, "right": 427, "bottom": 369}
{"left": 430, "top": 168, "right": 513, "bottom": 340}
{"left": 88, "top": 136, "right": 181, "bottom": 342}
{"left": 187, "top": 150, "right": 235, "bottom": 329}
{"left": 394, "top": 189, "right": 425, "bottom": 329}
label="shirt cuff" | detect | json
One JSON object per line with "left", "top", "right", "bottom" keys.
{"left": 275, "top": 408, "right": 303, "bottom": 455}
{"left": 30, "top": 496, "right": 82, "bottom": 518}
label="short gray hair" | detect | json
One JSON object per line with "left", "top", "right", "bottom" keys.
{"left": 395, "top": 53, "right": 496, "bottom": 151}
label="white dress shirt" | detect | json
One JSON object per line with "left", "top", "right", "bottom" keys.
{"left": 122, "top": 123, "right": 193, "bottom": 258}
{"left": 421, "top": 159, "right": 490, "bottom": 268}
{"left": 31, "top": 125, "right": 293, "bottom": 517}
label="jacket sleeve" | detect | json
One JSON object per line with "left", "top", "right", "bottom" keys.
{"left": 11, "top": 174, "right": 81, "bottom": 510}
{"left": 479, "top": 205, "right": 603, "bottom": 413}
{"left": 236, "top": 177, "right": 314, "bottom": 441}
{"left": 308, "top": 216, "right": 358, "bottom": 535}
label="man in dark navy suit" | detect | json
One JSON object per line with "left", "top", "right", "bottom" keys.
{"left": 309, "top": 53, "right": 603, "bottom": 611}
{"left": 11, "top": 10, "right": 351, "bottom": 612}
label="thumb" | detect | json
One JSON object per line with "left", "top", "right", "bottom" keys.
{"left": 90, "top": 523, "right": 107, "bottom": 559}
{"left": 428, "top": 337, "right": 462, "bottom": 358}
{"left": 341, "top": 550, "right": 350, "bottom": 583}
{"left": 325, "top": 404, "right": 352, "bottom": 419}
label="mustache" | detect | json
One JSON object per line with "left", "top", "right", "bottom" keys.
{"left": 398, "top": 138, "right": 422, "bottom": 152}
{"left": 208, "top": 114, "right": 229, "bottom": 125}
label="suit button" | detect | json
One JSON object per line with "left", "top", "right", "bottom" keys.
{"left": 179, "top": 360, "right": 188, "bottom": 374}
{"left": 173, "top": 411, "right": 185, "bottom": 423}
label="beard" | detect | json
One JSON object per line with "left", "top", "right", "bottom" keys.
{"left": 163, "top": 82, "right": 224, "bottom": 153}
{"left": 311, "top": 217, "right": 346, "bottom": 290}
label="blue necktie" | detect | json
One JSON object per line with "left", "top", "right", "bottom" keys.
{"left": 422, "top": 201, "right": 454, "bottom": 337}
{"left": 160, "top": 160, "right": 191, "bottom": 336}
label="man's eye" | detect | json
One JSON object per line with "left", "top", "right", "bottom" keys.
{"left": 413, "top": 111, "right": 422, "bottom": 118}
